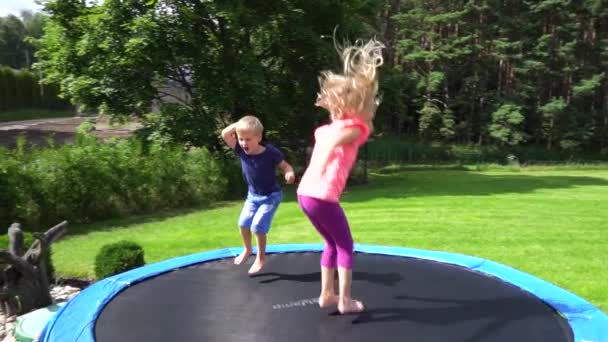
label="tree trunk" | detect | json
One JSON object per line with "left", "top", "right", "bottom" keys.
{"left": 0, "top": 221, "right": 68, "bottom": 316}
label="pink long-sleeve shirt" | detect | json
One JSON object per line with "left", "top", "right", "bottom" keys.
{"left": 297, "top": 117, "right": 370, "bottom": 202}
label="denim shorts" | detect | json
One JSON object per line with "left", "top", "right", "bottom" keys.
{"left": 238, "top": 191, "right": 283, "bottom": 234}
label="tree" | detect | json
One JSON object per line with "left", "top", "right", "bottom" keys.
{"left": 0, "top": 15, "right": 27, "bottom": 69}
{"left": 488, "top": 104, "right": 526, "bottom": 146}
{"left": 0, "top": 11, "right": 46, "bottom": 69}
{"left": 36, "top": 0, "right": 379, "bottom": 148}
{"left": 34, "top": 0, "right": 608, "bottom": 154}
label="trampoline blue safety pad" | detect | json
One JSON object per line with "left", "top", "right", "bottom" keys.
{"left": 40, "top": 244, "right": 608, "bottom": 342}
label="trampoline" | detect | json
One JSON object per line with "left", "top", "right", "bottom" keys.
{"left": 41, "top": 244, "right": 608, "bottom": 342}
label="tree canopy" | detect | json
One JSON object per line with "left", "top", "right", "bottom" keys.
{"left": 0, "top": 11, "right": 46, "bottom": 69}
{"left": 33, "top": 0, "right": 608, "bottom": 154}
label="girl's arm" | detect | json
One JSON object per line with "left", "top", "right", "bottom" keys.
{"left": 309, "top": 126, "right": 362, "bottom": 175}
{"left": 278, "top": 160, "right": 296, "bottom": 184}
{"left": 221, "top": 123, "right": 238, "bottom": 149}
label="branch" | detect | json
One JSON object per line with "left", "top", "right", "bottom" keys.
{"left": 156, "top": 90, "right": 193, "bottom": 108}
{"left": 0, "top": 250, "right": 37, "bottom": 280}
{"left": 43, "top": 220, "right": 68, "bottom": 244}
{"left": 167, "top": 67, "right": 193, "bottom": 96}
{"left": 8, "top": 223, "right": 24, "bottom": 257}
{"left": 24, "top": 236, "right": 44, "bottom": 265}
{"left": 165, "top": 75, "right": 193, "bottom": 97}
{"left": 22, "top": 221, "right": 68, "bottom": 265}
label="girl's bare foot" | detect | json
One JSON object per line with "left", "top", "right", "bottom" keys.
{"left": 338, "top": 298, "right": 365, "bottom": 314}
{"left": 318, "top": 294, "right": 339, "bottom": 308}
{"left": 248, "top": 257, "right": 266, "bottom": 274}
{"left": 234, "top": 249, "right": 251, "bottom": 265}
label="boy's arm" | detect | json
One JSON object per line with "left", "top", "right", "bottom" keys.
{"left": 221, "top": 123, "right": 238, "bottom": 149}
{"left": 278, "top": 160, "right": 295, "bottom": 184}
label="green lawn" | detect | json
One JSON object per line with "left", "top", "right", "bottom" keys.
{"left": 52, "top": 166, "right": 608, "bottom": 312}
{"left": 0, "top": 109, "right": 73, "bottom": 122}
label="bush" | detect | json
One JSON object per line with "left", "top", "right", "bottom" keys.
{"left": 94, "top": 240, "right": 145, "bottom": 279}
{"left": 0, "top": 66, "right": 71, "bottom": 111}
{"left": 365, "top": 135, "right": 608, "bottom": 166}
{"left": 1, "top": 133, "right": 229, "bottom": 228}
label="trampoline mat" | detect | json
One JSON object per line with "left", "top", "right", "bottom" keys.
{"left": 95, "top": 252, "right": 573, "bottom": 342}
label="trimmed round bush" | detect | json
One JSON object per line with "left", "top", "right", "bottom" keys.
{"left": 94, "top": 240, "right": 145, "bottom": 279}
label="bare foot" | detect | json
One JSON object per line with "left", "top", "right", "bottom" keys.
{"left": 234, "top": 249, "right": 251, "bottom": 265}
{"left": 318, "top": 294, "right": 338, "bottom": 308}
{"left": 248, "top": 257, "right": 266, "bottom": 274}
{"left": 338, "top": 298, "right": 365, "bottom": 314}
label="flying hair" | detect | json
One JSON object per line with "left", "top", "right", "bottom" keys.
{"left": 315, "top": 34, "right": 385, "bottom": 120}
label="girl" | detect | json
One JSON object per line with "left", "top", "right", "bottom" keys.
{"left": 297, "top": 38, "right": 384, "bottom": 314}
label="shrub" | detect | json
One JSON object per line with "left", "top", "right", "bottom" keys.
{"left": 94, "top": 240, "right": 145, "bottom": 279}
{"left": 2, "top": 134, "right": 229, "bottom": 228}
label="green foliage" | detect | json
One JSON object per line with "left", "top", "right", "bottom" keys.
{"left": 36, "top": 0, "right": 379, "bottom": 148}
{"left": 418, "top": 101, "right": 441, "bottom": 136}
{"left": 138, "top": 104, "right": 217, "bottom": 148}
{"left": 489, "top": 104, "right": 526, "bottom": 146}
{"left": 418, "top": 101, "right": 455, "bottom": 140}
{"left": 572, "top": 73, "right": 604, "bottom": 98}
{"left": 0, "top": 132, "right": 228, "bottom": 229}
{"left": 0, "top": 66, "right": 70, "bottom": 111}
{"left": 94, "top": 240, "right": 144, "bottom": 279}
{"left": 390, "top": 0, "right": 608, "bottom": 152}
{"left": 31, "top": 0, "right": 608, "bottom": 154}
{"left": 415, "top": 71, "right": 445, "bottom": 94}
{"left": 365, "top": 135, "right": 607, "bottom": 166}
{"left": 540, "top": 97, "right": 568, "bottom": 148}
{"left": 0, "top": 15, "right": 28, "bottom": 69}
{"left": 540, "top": 97, "right": 568, "bottom": 118}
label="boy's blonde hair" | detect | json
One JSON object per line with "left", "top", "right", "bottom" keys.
{"left": 236, "top": 115, "right": 264, "bottom": 136}
{"left": 315, "top": 38, "right": 385, "bottom": 121}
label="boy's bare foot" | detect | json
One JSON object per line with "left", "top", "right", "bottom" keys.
{"left": 319, "top": 294, "right": 339, "bottom": 308}
{"left": 338, "top": 298, "right": 365, "bottom": 314}
{"left": 248, "top": 257, "right": 266, "bottom": 274}
{"left": 234, "top": 250, "right": 251, "bottom": 265}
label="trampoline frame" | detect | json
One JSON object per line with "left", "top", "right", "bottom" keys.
{"left": 40, "top": 244, "right": 608, "bottom": 342}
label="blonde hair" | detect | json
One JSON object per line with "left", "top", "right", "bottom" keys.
{"left": 236, "top": 115, "right": 264, "bottom": 136}
{"left": 315, "top": 38, "right": 385, "bottom": 121}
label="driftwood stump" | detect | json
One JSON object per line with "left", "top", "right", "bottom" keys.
{"left": 0, "top": 221, "right": 68, "bottom": 316}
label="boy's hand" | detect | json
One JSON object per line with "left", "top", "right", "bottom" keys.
{"left": 221, "top": 123, "right": 238, "bottom": 149}
{"left": 284, "top": 171, "right": 296, "bottom": 184}
{"left": 279, "top": 160, "right": 295, "bottom": 184}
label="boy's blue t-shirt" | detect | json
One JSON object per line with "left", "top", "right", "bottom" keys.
{"left": 234, "top": 143, "right": 284, "bottom": 195}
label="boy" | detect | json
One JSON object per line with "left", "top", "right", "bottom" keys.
{"left": 221, "top": 115, "right": 295, "bottom": 274}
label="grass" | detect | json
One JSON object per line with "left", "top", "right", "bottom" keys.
{"left": 50, "top": 166, "right": 608, "bottom": 313}
{"left": 0, "top": 109, "right": 74, "bottom": 122}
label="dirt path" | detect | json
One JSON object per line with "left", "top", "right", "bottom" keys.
{"left": 0, "top": 116, "right": 140, "bottom": 148}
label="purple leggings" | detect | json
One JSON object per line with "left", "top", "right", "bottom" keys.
{"left": 298, "top": 195, "right": 354, "bottom": 269}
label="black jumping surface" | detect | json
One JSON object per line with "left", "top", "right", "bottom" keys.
{"left": 95, "top": 252, "right": 573, "bottom": 342}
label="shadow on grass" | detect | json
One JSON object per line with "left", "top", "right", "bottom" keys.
{"left": 339, "top": 169, "right": 608, "bottom": 202}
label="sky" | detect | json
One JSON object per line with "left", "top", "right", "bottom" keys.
{"left": 0, "top": 0, "right": 43, "bottom": 17}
